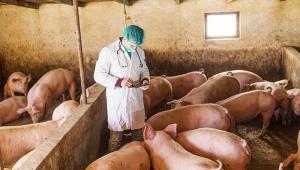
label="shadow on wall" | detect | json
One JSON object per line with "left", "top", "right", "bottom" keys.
{"left": 145, "top": 47, "right": 283, "bottom": 81}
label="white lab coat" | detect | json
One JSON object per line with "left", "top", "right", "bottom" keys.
{"left": 94, "top": 38, "right": 150, "bottom": 131}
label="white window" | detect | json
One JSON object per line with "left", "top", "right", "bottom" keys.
{"left": 205, "top": 12, "right": 240, "bottom": 39}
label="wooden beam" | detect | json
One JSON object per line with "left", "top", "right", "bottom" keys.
{"left": 72, "top": 0, "right": 87, "bottom": 104}
{"left": 0, "top": 0, "right": 38, "bottom": 8}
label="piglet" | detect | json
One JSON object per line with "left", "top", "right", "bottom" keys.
{"left": 85, "top": 141, "right": 150, "bottom": 170}
{"left": 4, "top": 72, "right": 31, "bottom": 98}
{"left": 144, "top": 123, "right": 223, "bottom": 170}
{"left": 0, "top": 96, "right": 27, "bottom": 126}
{"left": 17, "top": 68, "right": 77, "bottom": 123}
{"left": 177, "top": 128, "right": 251, "bottom": 170}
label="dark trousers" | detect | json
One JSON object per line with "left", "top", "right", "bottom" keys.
{"left": 108, "top": 128, "right": 143, "bottom": 153}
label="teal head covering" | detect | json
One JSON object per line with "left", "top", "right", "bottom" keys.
{"left": 123, "top": 25, "right": 144, "bottom": 46}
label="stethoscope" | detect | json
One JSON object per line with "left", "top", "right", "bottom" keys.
{"left": 117, "top": 41, "right": 143, "bottom": 68}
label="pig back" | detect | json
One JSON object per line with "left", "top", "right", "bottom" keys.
{"left": 31, "top": 68, "right": 75, "bottom": 98}
{"left": 177, "top": 128, "right": 251, "bottom": 170}
{"left": 166, "top": 71, "right": 207, "bottom": 99}
{"left": 182, "top": 76, "right": 240, "bottom": 105}
{"left": 146, "top": 104, "right": 231, "bottom": 132}
{"left": 85, "top": 143, "right": 150, "bottom": 170}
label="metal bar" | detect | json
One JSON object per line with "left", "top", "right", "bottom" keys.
{"left": 72, "top": 0, "right": 87, "bottom": 104}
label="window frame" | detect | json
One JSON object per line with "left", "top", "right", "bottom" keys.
{"left": 205, "top": 11, "right": 240, "bottom": 40}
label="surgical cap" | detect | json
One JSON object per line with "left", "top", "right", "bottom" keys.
{"left": 123, "top": 25, "right": 144, "bottom": 46}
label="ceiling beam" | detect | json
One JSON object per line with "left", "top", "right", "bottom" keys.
{"left": 0, "top": 0, "right": 38, "bottom": 8}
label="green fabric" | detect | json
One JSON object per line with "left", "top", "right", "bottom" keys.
{"left": 124, "top": 46, "right": 132, "bottom": 57}
{"left": 123, "top": 25, "right": 144, "bottom": 46}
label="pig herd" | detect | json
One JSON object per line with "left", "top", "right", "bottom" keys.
{"left": 0, "top": 68, "right": 80, "bottom": 169}
{"left": 87, "top": 69, "right": 300, "bottom": 170}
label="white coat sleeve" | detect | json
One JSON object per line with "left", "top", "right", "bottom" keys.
{"left": 94, "top": 48, "right": 118, "bottom": 88}
{"left": 140, "top": 49, "right": 150, "bottom": 81}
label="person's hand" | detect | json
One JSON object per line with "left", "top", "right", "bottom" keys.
{"left": 121, "top": 79, "right": 134, "bottom": 87}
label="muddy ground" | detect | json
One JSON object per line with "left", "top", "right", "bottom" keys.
{"left": 238, "top": 117, "right": 299, "bottom": 170}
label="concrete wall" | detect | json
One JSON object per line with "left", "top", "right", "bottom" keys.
{"left": 282, "top": 47, "right": 300, "bottom": 88}
{"left": 0, "top": 0, "right": 300, "bottom": 86}
{"left": 15, "top": 85, "right": 107, "bottom": 170}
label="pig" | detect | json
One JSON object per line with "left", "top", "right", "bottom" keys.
{"left": 12, "top": 150, "right": 35, "bottom": 170}
{"left": 248, "top": 81, "right": 290, "bottom": 125}
{"left": 167, "top": 75, "right": 240, "bottom": 109}
{"left": 143, "top": 77, "right": 173, "bottom": 117}
{"left": 217, "top": 90, "right": 277, "bottom": 136}
{"left": 85, "top": 141, "right": 150, "bottom": 170}
{"left": 146, "top": 104, "right": 233, "bottom": 132}
{"left": 164, "top": 69, "right": 207, "bottom": 99}
{"left": 4, "top": 72, "right": 31, "bottom": 98}
{"left": 52, "top": 100, "right": 79, "bottom": 123}
{"left": 176, "top": 128, "right": 251, "bottom": 170}
{"left": 279, "top": 131, "right": 300, "bottom": 170}
{"left": 287, "top": 88, "right": 300, "bottom": 116}
{"left": 143, "top": 123, "right": 223, "bottom": 170}
{"left": 247, "top": 79, "right": 289, "bottom": 90}
{"left": 17, "top": 68, "right": 77, "bottom": 123}
{"left": 210, "top": 70, "right": 263, "bottom": 92}
{"left": 0, "top": 119, "right": 63, "bottom": 166}
{"left": 0, "top": 96, "right": 27, "bottom": 126}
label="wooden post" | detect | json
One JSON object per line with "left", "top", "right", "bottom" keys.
{"left": 72, "top": 0, "right": 87, "bottom": 104}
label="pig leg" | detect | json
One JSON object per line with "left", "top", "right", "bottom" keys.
{"left": 260, "top": 111, "right": 273, "bottom": 137}
{"left": 69, "top": 83, "right": 77, "bottom": 101}
{"left": 281, "top": 153, "right": 297, "bottom": 168}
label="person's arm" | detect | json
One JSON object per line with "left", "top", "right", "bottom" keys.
{"left": 94, "top": 48, "right": 119, "bottom": 88}
{"left": 139, "top": 49, "right": 150, "bottom": 90}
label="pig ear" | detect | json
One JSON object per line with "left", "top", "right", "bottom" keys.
{"left": 143, "top": 123, "right": 156, "bottom": 140}
{"left": 163, "top": 124, "right": 177, "bottom": 139}
{"left": 276, "top": 79, "right": 289, "bottom": 88}
{"left": 17, "top": 107, "right": 27, "bottom": 114}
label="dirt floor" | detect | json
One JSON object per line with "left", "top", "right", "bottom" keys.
{"left": 238, "top": 117, "right": 299, "bottom": 170}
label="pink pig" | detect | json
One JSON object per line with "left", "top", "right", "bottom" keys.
{"left": 4, "top": 72, "right": 31, "bottom": 98}
{"left": 143, "top": 123, "right": 223, "bottom": 170}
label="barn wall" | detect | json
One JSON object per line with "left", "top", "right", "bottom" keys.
{"left": 0, "top": 0, "right": 300, "bottom": 86}
{"left": 282, "top": 47, "right": 300, "bottom": 88}
{"left": 16, "top": 85, "right": 108, "bottom": 170}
